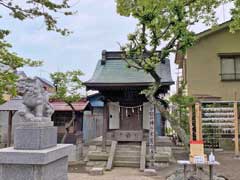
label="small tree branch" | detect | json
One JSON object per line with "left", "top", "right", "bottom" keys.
{"left": 149, "top": 70, "right": 161, "bottom": 83}
{"left": 61, "top": 102, "right": 76, "bottom": 143}
{"left": 122, "top": 59, "right": 142, "bottom": 70}
{"left": 141, "top": 23, "right": 147, "bottom": 52}
{"left": 149, "top": 28, "right": 158, "bottom": 54}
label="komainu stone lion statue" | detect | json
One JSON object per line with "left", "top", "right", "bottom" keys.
{"left": 17, "top": 78, "right": 54, "bottom": 122}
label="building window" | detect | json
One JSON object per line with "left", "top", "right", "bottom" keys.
{"left": 220, "top": 55, "right": 240, "bottom": 80}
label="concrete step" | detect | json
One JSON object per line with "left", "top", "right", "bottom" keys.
{"left": 114, "top": 161, "right": 140, "bottom": 168}
{"left": 146, "top": 154, "right": 170, "bottom": 162}
{"left": 155, "top": 144, "right": 174, "bottom": 147}
{"left": 155, "top": 147, "right": 172, "bottom": 157}
{"left": 114, "top": 155, "right": 140, "bottom": 162}
{"left": 155, "top": 136, "right": 174, "bottom": 146}
{"left": 156, "top": 143, "right": 174, "bottom": 147}
{"left": 88, "top": 151, "right": 109, "bottom": 161}
{"left": 116, "top": 146, "right": 141, "bottom": 151}
{"left": 156, "top": 136, "right": 172, "bottom": 141}
{"left": 115, "top": 150, "right": 140, "bottom": 156}
{"left": 114, "top": 144, "right": 141, "bottom": 168}
{"left": 171, "top": 146, "right": 185, "bottom": 151}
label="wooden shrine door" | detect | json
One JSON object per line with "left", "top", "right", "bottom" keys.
{"left": 120, "top": 106, "right": 142, "bottom": 130}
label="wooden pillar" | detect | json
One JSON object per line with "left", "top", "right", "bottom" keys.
{"left": 199, "top": 103, "right": 202, "bottom": 140}
{"left": 102, "top": 101, "right": 107, "bottom": 152}
{"left": 195, "top": 102, "right": 202, "bottom": 140}
{"left": 189, "top": 105, "right": 193, "bottom": 141}
{"left": 234, "top": 101, "right": 239, "bottom": 157}
{"left": 7, "top": 111, "right": 13, "bottom": 147}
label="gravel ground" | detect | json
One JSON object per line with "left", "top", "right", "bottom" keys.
{"left": 68, "top": 167, "right": 165, "bottom": 180}
{"left": 214, "top": 151, "right": 240, "bottom": 180}
{"left": 68, "top": 151, "right": 240, "bottom": 180}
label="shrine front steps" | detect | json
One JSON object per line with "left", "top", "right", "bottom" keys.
{"left": 86, "top": 144, "right": 172, "bottom": 169}
{"left": 115, "top": 144, "right": 141, "bottom": 150}
{"left": 114, "top": 144, "right": 141, "bottom": 168}
{"left": 114, "top": 161, "right": 140, "bottom": 168}
{"left": 114, "top": 154, "right": 140, "bottom": 161}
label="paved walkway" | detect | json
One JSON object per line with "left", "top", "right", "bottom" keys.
{"left": 68, "top": 168, "right": 165, "bottom": 180}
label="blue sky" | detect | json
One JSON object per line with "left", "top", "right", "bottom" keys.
{"left": 0, "top": 1, "right": 233, "bottom": 93}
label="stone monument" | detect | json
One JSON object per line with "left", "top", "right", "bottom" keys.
{"left": 0, "top": 78, "right": 72, "bottom": 180}
{"left": 144, "top": 105, "right": 157, "bottom": 176}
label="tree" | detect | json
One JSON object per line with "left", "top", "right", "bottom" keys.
{"left": 0, "top": 29, "right": 42, "bottom": 103}
{"left": 50, "top": 70, "right": 84, "bottom": 143}
{"left": 170, "top": 83, "right": 195, "bottom": 136}
{"left": 115, "top": 0, "right": 240, "bottom": 149}
{"left": 0, "top": 0, "right": 75, "bottom": 103}
{"left": 0, "top": 0, "right": 74, "bottom": 35}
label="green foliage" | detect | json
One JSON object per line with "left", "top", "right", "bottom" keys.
{"left": 51, "top": 70, "right": 84, "bottom": 143}
{"left": 169, "top": 84, "right": 196, "bottom": 135}
{"left": 0, "top": 0, "right": 75, "bottom": 35}
{"left": 170, "top": 94, "right": 195, "bottom": 109}
{"left": 230, "top": 0, "right": 240, "bottom": 32}
{"left": 0, "top": 0, "right": 75, "bottom": 104}
{"left": 116, "top": 0, "right": 240, "bottom": 146}
{"left": 116, "top": 0, "right": 240, "bottom": 80}
{"left": 50, "top": 70, "right": 84, "bottom": 105}
{"left": 0, "top": 27, "right": 42, "bottom": 103}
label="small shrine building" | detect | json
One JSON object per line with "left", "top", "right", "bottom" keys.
{"left": 85, "top": 50, "right": 174, "bottom": 147}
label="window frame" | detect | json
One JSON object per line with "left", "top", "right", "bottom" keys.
{"left": 219, "top": 53, "right": 240, "bottom": 81}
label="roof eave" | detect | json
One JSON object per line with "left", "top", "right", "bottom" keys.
{"left": 175, "top": 20, "right": 233, "bottom": 62}
{"left": 85, "top": 81, "right": 174, "bottom": 90}
{"left": 196, "top": 20, "right": 232, "bottom": 39}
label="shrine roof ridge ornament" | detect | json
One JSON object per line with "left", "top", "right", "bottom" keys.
{"left": 101, "top": 50, "right": 163, "bottom": 65}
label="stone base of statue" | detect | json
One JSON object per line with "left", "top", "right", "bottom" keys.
{"left": 0, "top": 144, "right": 72, "bottom": 180}
{"left": 0, "top": 120, "right": 72, "bottom": 180}
{"left": 14, "top": 126, "right": 57, "bottom": 150}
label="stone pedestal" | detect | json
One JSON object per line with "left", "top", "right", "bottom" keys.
{"left": 0, "top": 122, "right": 72, "bottom": 180}
{"left": 14, "top": 126, "right": 57, "bottom": 150}
{"left": 0, "top": 144, "right": 72, "bottom": 180}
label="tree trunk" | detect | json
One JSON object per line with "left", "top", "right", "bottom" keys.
{"left": 143, "top": 83, "right": 189, "bottom": 151}
{"left": 61, "top": 103, "right": 76, "bottom": 143}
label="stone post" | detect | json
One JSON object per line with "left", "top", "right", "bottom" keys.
{"left": 149, "top": 105, "right": 155, "bottom": 169}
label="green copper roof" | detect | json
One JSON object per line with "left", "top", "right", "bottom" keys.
{"left": 85, "top": 58, "right": 174, "bottom": 86}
